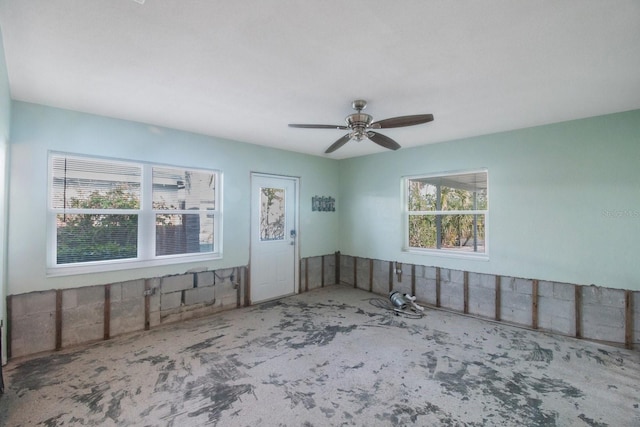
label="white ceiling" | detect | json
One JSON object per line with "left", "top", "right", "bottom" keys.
{"left": 1, "top": 0, "right": 639, "bottom": 159}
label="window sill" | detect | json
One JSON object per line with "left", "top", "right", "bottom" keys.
{"left": 47, "top": 253, "right": 222, "bottom": 277}
{"left": 403, "top": 247, "right": 489, "bottom": 261}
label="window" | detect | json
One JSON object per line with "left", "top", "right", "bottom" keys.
{"left": 405, "top": 170, "right": 488, "bottom": 256}
{"left": 49, "top": 153, "right": 221, "bottom": 274}
{"left": 152, "top": 167, "right": 217, "bottom": 256}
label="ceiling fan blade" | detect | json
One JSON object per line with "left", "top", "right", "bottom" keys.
{"left": 371, "top": 114, "right": 434, "bottom": 129}
{"left": 368, "top": 132, "right": 401, "bottom": 151}
{"left": 325, "top": 134, "right": 352, "bottom": 153}
{"left": 289, "top": 124, "right": 348, "bottom": 130}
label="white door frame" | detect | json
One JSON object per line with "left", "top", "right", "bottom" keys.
{"left": 249, "top": 173, "right": 300, "bottom": 303}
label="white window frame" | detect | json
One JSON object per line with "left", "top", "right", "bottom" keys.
{"left": 403, "top": 169, "right": 489, "bottom": 260}
{"left": 47, "top": 152, "right": 222, "bottom": 276}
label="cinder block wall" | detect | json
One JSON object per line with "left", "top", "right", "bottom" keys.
{"left": 7, "top": 266, "right": 247, "bottom": 359}
{"left": 298, "top": 253, "right": 638, "bottom": 351}
{"left": 8, "top": 253, "right": 638, "bottom": 359}
{"left": 8, "top": 291, "right": 57, "bottom": 357}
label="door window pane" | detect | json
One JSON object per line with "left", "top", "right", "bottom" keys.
{"left": 260, "top": 187, "right": 285, "bottom": 241}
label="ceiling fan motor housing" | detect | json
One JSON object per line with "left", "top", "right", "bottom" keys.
{"left": 346, "top": 113, "right": 373, "bottom": 141}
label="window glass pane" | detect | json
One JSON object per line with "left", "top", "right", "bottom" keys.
{"left": 156, "top": 213, "right": 214, "bottom": 255}
{"left": 56, "top": 214, "right": 138, "bottom": 264}
{"left": 153, "top": 167, "right": 215, "bottom": 210}
{"left": 408, "top": 215, "right": 438, "bottom": 248}
{"left": 408, "top": 180, "right": 438, "bottom": 211}
{"left": 408, "top": 172, "right": 487, "bottom": 211}
{"left": 260, "top": 187, "right": 285, "bottom": 241}
{"left": 52, "top": 156, "right": 140, "bottom": 209}
{"left": 409, "top": 214, "right": 485, "bottom": 252}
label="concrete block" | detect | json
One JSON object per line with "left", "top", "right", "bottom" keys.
{"left": 501, "top": 276, "right": 533, "bottom": 295}
{"left": 110, "top": 297, "right": 144, "bottom": 336}
{"left": 10, "top": 310, "right": 56, "bottom": 358}
{"left": 149, "top": 291, "right": 161, "bottom": 312}
{"left": 62, "top": 301, "right": 104, "bottom": 347}
{"left": 422, "top": 266, "right": 437, "bottom": 280}
{"left": 11, "top": 310, "right": 56, "bottom": 343}
{"left": 214, "top": 280, "right": 237, "bottom": 307}
{"left": 110, "top": 283, "right": 123, "bottom": 303}
{"left": 196, "top": 271, "right": 215, "bottom": 288}
{"left": 415, "top": 276, "right": 437, "bottom": 306}
{"left": 439, "top": 268, "right": 451, "bottom": 283}
{"left": 412, "top": 264, "right": 423, "bottom": 279}
{"left": 161, "top": 292, "right": 182, "bottom": 311}
{"left": 371, "top": 259, "right": 390, "bottom": 295}
{"left": 440, "top": 280, "right": 464, "bottom": 312}
{"left": 582, "top": 286, "right": 625, "bottom": 307}
{"left": 500, "top": 282, "right": 532, "bottom": 326}
{"left": 468, "top": 283, "right": 495, "bottom": 318}
{"left": 538, "top": 295, "right": 574, "bottom": 336}
{"left": 449, "top": 269, "right": 465, "bottom": 285}
{"left": 340, "top": 255, "right": 354, "bottom": 285}
{"left": 185, "top": 286, "right": 215, "bottom": 306}
{"left": 308, "top": 256, "right": 323, "bottom": 290}
{"left": 582, "top": 304, "right": 625, "bottom": 343}
{"left": 468, "top": 272, "right": 495, "bottom": 290}
{"left": 121, "top": 279, "right": 146, "bottom": 299}
{"left": 76, "top": 285, "right": 105, "bottom": 306}
{"left": 11, "top": 291, "right": 56, "bottom": 317}
{"left": 539, "top": 280, "right": 575, "bottom": 301}
{"left": 300, "top": 259, "right": 307, "bottom": 288}
{"left": 220, "top": 292, "right": 238, "bottom": 308}
{"left": 515, "top": 278, "right": 533, "bottom": 295}
{"left": 62, "top": 289, "right": 78, "bottom": 309}
{"left": 62, "top": 323, "right": 103, "bottom": 348}
{"left": 582, "top": 304, "right": 624, "bottom": 327}
{"left": 355, "top": 257, "right": 371, "bottom": 291}
{"left": 63, "top": 302, "right": 103, "bottom": 326}
{"left": 323, "top": 254, "right": 336, "bottom": 285}
{"left": 161, "top": 274, "right": 194, "bottom": 293}
{"left": 552, "top": 282, "right": 575, "bottom": 301}
{"left": 582, "top": 287, "right": 625, "bottom": 344}
{"left": 538, "top": 281, "right": 553, "bottom": 298}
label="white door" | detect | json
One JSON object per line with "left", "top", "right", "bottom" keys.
{"left": 250, "top": 174, "right": 298, "bottom": 303}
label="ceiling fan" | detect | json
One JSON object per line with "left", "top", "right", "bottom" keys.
{"left": 288, "top": 100, "right": 434, "bottom": 154}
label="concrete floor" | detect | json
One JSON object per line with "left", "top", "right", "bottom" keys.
{"left": 0, "top": 284, "right": 638, "bottom": 426}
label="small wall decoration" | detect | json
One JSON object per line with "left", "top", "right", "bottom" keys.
{"left": 312, "top": 196, "right": 335, "bottom": 212}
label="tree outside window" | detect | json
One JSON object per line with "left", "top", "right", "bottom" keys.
{"left": 406, "top": 171, "right": 488, "bottom": 254}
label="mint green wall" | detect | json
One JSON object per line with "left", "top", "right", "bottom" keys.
{"left": 7, "top": 102, "right": 640, "bottom": 294}
{"left": 8, "top": 102, "right": 339, "bottom": 294}
{"left": 339, "top": 110, "right": 640, "bottom": 290}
